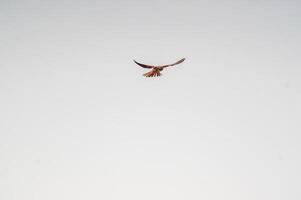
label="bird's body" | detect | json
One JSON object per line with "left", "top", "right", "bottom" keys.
{"left": 142, "top": 67, "right": 163, "bottom": 77}
{"left": 133, "top": 58, "right": 185, "bottom": 77}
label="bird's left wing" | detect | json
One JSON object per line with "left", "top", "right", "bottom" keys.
{"left": 160, "top": 58, "right": 185, "bottom": 68}
{"left": 133, "top": 60, "right": 153, "bottom": 68}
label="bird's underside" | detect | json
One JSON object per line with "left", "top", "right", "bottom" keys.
{"left": 133, "top": 58, "right": 185, "bottom": 77}
{"left": 143, "top": 68, "right": 162, "bottom": 77}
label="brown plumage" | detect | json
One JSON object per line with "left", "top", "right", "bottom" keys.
{"left": 133, "top": 58, "right": 185, "bottom": 77}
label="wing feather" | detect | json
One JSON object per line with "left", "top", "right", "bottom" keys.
{"left": 133, "top": 60, "right": 153, "bottom": 69}
{"left": 160, "top": 58, "right": 185, "bottom": 68}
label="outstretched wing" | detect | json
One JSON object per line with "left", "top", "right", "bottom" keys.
{"left": 160, "top": 58, "right": 185, "bottom": 68}
{"left": 133, "top": 60, "right": 153, "bottom": 69}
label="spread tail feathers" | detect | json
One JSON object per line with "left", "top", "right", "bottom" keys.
{"left": 143, "top": 70, "right": 161, "bottom": 77}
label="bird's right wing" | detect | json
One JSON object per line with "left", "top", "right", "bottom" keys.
{"left": 133, "top": 60, "right": 153, "bottom": 68}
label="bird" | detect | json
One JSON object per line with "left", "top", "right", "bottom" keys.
{"left": 133, "top": 58, "right": 185, "bottom": 77}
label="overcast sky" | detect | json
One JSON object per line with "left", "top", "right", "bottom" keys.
{"left": 1, "top": 0, "right": 301, "bottom": 200}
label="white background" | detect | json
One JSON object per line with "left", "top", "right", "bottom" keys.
{"left": 1, "top": 0, "right": 301, "bottom": 199}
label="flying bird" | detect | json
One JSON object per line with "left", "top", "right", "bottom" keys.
{"left": 133, "top": 58, "right": 185, "bottom": 77}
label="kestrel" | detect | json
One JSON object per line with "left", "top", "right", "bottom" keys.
{"left": 134, "top": 58, "right": 185, "bottom": 77}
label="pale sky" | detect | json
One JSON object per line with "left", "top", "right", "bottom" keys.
{"left": 1, "top": 0, "right": 301, "bottom": 200}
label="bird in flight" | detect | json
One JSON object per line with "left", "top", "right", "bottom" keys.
{"left": 133, "top": 58, "right": 185, "bottom": 77}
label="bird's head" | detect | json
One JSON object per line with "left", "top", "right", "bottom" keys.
{"left": 154, "top": 67, "right": 163, "bottom": 71}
